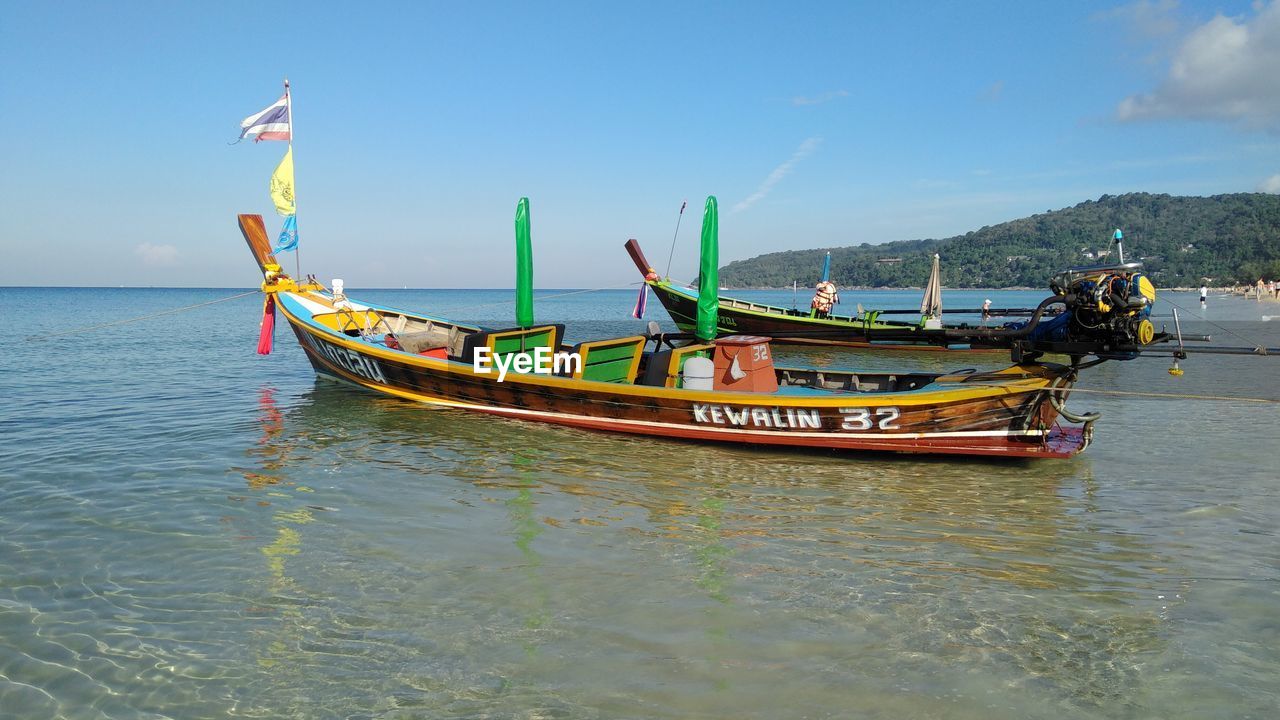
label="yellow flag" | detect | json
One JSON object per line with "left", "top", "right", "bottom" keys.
{"left": 269, "top": 147, "right": 295, "bottom": 216}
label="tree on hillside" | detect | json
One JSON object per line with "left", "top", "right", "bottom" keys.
{"left": 719, "top": 193, "right": 1280, "bottom": 288}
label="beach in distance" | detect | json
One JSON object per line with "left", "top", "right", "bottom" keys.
{"left": 1, "top": 285, "right": 1277, "bottom": 718}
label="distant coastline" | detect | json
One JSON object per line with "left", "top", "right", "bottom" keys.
{"left": 720, "top": 193, "right": 1280, "bottom": 289}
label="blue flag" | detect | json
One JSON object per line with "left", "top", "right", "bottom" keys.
{"left": 275, "top": 215, "right": 298, "bottom": 253}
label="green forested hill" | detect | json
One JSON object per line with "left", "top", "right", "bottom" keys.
{"left": 720, "top": 193, "right": 1280, "bottom": 288}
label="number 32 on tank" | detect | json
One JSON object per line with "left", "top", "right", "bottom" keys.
{"left": 839, "top": 407, "right": 900, "bottom": 430}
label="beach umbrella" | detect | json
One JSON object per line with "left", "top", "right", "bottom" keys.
{"left": 515, "top": 197, "right": 533, "bottom": 328}
{"left": 696, "top": 196, "right": 719, "bottom": 342}
{"left": 920, "top": 253, "right": 942, "bottom": 319}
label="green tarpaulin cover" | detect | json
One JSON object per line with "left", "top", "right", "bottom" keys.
{"left": 515, "top": 197, "right": 533, "bottom": 328}
{"left": 696, "top": 196, "right": 719, "bottom": 341}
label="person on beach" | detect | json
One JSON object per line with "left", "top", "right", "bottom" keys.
{"left": 1258, "top": 279, "right": 1267, "bottom": 300}
{"left": 982, "top": 298, "right": 992, "bottom": 324}
{"left": 811, "top": 280, "right": 839, "bottom": 318}
{"left": 1199, "top": 284, "right": 1208, "bottom": 305}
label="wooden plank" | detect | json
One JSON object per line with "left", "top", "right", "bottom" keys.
{"left": 624, "top": 239, "right": 656, "bottom": 276}
{"left": 238, "top": 214, "right": 278, "bottom": 273}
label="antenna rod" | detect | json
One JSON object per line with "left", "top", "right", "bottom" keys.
{"left": 663, "top": 200, "right": 688, "bottom": 280}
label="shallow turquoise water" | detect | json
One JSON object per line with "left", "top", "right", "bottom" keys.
{"left": 1, "top": 286, "right": 1277, "bottom": 719}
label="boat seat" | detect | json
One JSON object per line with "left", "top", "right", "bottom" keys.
{"left": 639, "top": 343, "right": 714, "bottom": 388}
{"left": 562, "top": 336, "right": 646, "bottom": 383}
{"left": 395, "top": 328, "right": 449, "bottom": 354}
{"left": 454, "top": 324, "right": 565, "bottom": 367}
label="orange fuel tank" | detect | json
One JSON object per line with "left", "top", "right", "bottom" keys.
{"left": 712, "top": 335, "right": 779, "bottom": 393}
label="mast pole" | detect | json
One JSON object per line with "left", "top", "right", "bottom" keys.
{"left": 285, "top": 77, "right": 300, "bottom": 280}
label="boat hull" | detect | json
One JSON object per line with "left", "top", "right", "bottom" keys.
{"left": 277, "top": 291, "right": 1085, "bottom": 459}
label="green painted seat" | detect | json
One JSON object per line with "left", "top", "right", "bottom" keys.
{"left": 454, "top": 324, "right": 565, "bottom": 367}
{"left": 567, "top": 336, "right": 646, "bottom": 383}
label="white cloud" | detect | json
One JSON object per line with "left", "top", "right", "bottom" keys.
{"left": 730, "top": 137, "right": 822, "bottom": 214}
{"left": 1260, "top": 174, "right": 1280, "bottom": 192}
{"left": 1117, "top": 1, "right": 1280, "bottom": 130}
{"left": 791, "top": 90, "right": 848, "bottom": 106}
{"left": 135, "top": 242, "right": 179, "bottom": 266}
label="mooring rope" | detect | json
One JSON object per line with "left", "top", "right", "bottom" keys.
{"left": 961, "top": 382, "right": 1278, "bottom": 404}
{"left": 1161, "top": 294, "right": 1270, "bottom": 351}
{"left": 35, "top": 290, "right": 260, "bottom": 339}
{"left": 446, "top": 282, "right": 644, "bottom": 312}
{"left": 1055, "top": 386, "right": 1279, "bottom": 404}
{"left": 32, "top": 284, "right": 646, "bottom": 341}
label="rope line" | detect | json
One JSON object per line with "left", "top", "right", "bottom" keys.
{"left": 959, "top": 382, "right": 1278, "bottom": 404}
{"left": 443, "top": 283, "right": 644, "bottom": 312}
{"left": 35, "top": 290, "right": 260, "bottom": 340}
{"left": 1060, "top": 386, "right": 1280, "bottom": 404}
{"left": 1161, "top": 294, "right": 1268, "bottom": 351}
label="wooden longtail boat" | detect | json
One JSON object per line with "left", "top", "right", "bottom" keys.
{"left": 625, "top": 239, "right": 1020, "bottom": 351}
{"left": 238, "top": 203, "right": 1106, "bottom": 460}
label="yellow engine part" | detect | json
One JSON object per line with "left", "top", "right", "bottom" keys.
{"left": 1137, "top": 319, "right": 1155, "bottom": 344}
{"left": 1136, "top": 274, "right": 1157, "bottom": 302}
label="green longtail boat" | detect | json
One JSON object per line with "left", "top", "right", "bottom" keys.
{"left": 626, "top": 240, "right": 1031, "bottom": 351}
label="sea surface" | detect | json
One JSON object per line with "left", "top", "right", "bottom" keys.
{"left": 1, "top": 285, "right": 1278, "bottom": 719}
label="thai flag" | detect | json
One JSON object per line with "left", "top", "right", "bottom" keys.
{"left": 631, "top": 284, "right": 648, "bottom": 319}
{"left": 240, "top": 93, "right": 290, "bottom": 142}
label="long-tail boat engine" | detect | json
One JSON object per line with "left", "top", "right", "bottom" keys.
{"left": 993, "top": 261, "right": 1163, "bottom": 363}
{"left": 1050, "top": 262, "right": 1156, "bottom": 355}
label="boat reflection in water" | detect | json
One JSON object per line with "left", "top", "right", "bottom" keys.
{"left": 234, "top": 385, "right": 319, "bottom": 676}
{"left": 226, "top": 377, "right": 1181, "bottom": 712}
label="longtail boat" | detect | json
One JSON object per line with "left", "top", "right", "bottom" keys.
{"left": 625, "top": 239, "right": 1047, "bottom": 351}
{"left": 238, "top": 196, "right": 1260, "bottom": 460}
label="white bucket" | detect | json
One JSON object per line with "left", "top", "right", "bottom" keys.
{"left": 681, "top": 356, "right": 715, "bottom": 391}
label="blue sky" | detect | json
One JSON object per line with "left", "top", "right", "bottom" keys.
{"left": 3, "top": 0, "right": 1279, "bottom": 288}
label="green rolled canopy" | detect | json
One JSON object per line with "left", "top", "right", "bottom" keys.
{"left": 696, "top": 196, "right": 719, "bottom": 342}
{"left": 515, "top": 197, "right": 533, "bottom": 328}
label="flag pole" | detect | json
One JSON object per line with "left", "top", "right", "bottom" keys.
{"left": 285, "top": 77, "right": 300, "bottom": 280}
